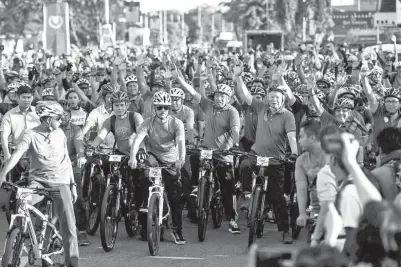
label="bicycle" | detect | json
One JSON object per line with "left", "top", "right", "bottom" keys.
{"left": 136, "top": 163, "right": 171, "bottom": 256}
{"left": 82, "top": 144, "right": 110, "bottom": 235}
{"left": 1, "top": 181, "right": 64, "bottom": 267}
{"left": 99, "top": 153, "right": 140, "bottom": 252}
{"left": 236, "top": 152, "right": 286, "bottom": 248}
{"left": 187, "top": 147, "right": 231, "bottom": 242}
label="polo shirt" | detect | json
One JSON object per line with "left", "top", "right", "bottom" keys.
{"left": 199, "top": 96, "right": 240, "bottom": 150}
{"left": 242, "top": 103, "right": 258, "bottom": 143}
{"left": 0, "top": 105, "right": 41, "bottom": 145}
{"left": 251, "top": 98, "right": 296, "bottom": 161}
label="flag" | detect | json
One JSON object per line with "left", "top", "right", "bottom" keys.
{"left": 43, "top": 2, "right": 70, "bottom": 55}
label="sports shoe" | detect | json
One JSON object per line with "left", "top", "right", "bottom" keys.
{"left": 229, "top": 219, "right": 241, "bottom": 234}
{"left": 282, "top": 231, "right": 293, "bottom": 244}
{"left": 190, "top": 187, "right": 198, "bottom": 198}
{"left": 170, "top": 230, "right": 186, "bottom": 245}
{"left": 78, "top": 231, "right": 90, "bottom": 246}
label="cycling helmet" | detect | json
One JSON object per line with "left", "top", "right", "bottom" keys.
{"left": 42, "top": 88, "right": 55, "bottom": 98}
{"left": 338, "top": 86, "right": 356, "bottom": 100}
{"left": 316, "top": 72, "right": 335, "bottom": 89}
{"left": 224, "top": 79, "right": 235, "bottom": 89}
{"left": 169, "top": 88, "right": 185, "bottom": 99}
{"left": 153, "top": 91, "right": 171, "bottom": 106}
{"left": 125, "top": 75, "right": 137, "bottom": 85}
{"left": 76, "top": 78, "right": 90, "bottom": 86}
{"left": 384, "top": 87, "right": 401, "bottom": 101}
{"left": 242, "top": 72, "right": 254, "bottom": 85}
{"left": 251, "top": 86, "right": 266, "bottom": 97}
{"left": 334, "top": 98, "right": 354, "bottom": 110}
{"left": 151, "top": 79, "right": 165, "bottom": 88}
{"left": 268, "top": 85, "right": 286, "bottom": 95}
{"left": 4, "top": 71, "right": 19, "bottom": 80}
{"left": 110, "top": 91, "right": 129, "bottom": 104}
{"left": 252, "top": 77, "right": 265, "bottom": 87}
{"left": 367, "top": 67, "right": 383, "bottom": 85}
{"left": 6, "top": 82, "right": 20, "bottom": 92}
{"left": 100, "top": 84, "right": 115, "bottom": 98}
{"left": 36, "top": 101, "right": 64, "bottom": 118}
{"left": 295, "top": 84, "right": 308, "bottom": 96}
{"left": 214, "top": 84, "right": 232, "bottom": 96}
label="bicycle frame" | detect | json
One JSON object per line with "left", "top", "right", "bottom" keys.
{"left": 146, "top": 168, "right": 171, "bottom": 226}
{"left": 8, "top": 190, "right": 63, "bottom": 265}
{"left": 248, "top": 158, "right": 270, "bottom": 219}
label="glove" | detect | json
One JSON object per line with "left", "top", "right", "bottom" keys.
{"left": 136, "top": 148, "right": 149, "bottom": 162}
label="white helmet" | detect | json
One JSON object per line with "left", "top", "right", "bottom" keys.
{"left": 169, "top": 88, "right": 185, "bottom": 99}
{"left": 125, "top": 75, "right": 137, "bottom": 85}
{"left": 215, "top": 84, "right": 232, "bottom": 96}
{"left": 35, "top": 101, "right": 64, "bottom": 118}
{"left": 153, "top": 91, "right": 171, "bottom": 106}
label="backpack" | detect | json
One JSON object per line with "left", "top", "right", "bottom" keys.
{"left": 110, "top": 111, "right": 137, "bottom": 149}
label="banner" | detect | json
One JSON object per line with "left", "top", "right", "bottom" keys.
{"left": 43, "top": 2, "right": 70, "bottom": 55}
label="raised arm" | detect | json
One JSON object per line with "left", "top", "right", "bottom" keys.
{"left": 233, "top": 66, "right": 253, "bottom": 105}
{"left": 175, "top": 71, "right": 201, "bottom": 104}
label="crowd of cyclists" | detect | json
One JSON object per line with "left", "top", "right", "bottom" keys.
{"left": 0, "top": 39, "right": 401, "bottom": 266}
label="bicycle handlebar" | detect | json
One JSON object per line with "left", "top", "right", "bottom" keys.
{"left": 2, "top": 181, "right": 60, "bottom": 196}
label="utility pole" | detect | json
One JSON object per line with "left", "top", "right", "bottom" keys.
{"left": 198, "top": 6, "right": 202, "bottom": 44}
{"left": 105, "top": 0, "right": 110, "bottom": 24}
{"left": 211, "top": 11, "right": 215, "bottom": 42}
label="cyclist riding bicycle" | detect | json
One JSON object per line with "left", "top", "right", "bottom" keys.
{"left": 129, "top": 91, "right": 187, "bottom": 245}
{"left": 175, "top": 71, "right": 241, "bottom": 235}
{"left": 122, "top": 75, "right": 145, "bottom": 114}
{"left": 0, "top": 101, "right": 79, "bottom": 267}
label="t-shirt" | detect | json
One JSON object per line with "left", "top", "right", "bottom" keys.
{"left": 69, "top": 107, "right": 87, "bottom": 127}
{"left": 372, "top": 104, "right": 401, "bottom": 152}
{"left": 250, "top": 98, "right": 296, "bottom": 161}
{"left": 137, "top": 115, "right": 185, "bottom": 163}
{"left": 85, "top": 104, "right": 115, "bottom": 147}
{"left": 16, "top": 126, "right": 73, "bottom": 185}
{"left": 199, "top": 96, "right": 240, "bottom": 151}
{"left": 100, "top": 112, "right": 143, "bottom": 155}
{"left": 169, "top": 105, "right": 194, "bottom": 142}
{"left": 317, "top": 164, "right": 337, "bottom": 202}
{"left": 338, "top": 184, "right": 362, "bottom": 229}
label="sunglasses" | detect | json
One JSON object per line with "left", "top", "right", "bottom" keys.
{"left": 156, "top": 106, "right": 170, "bottom": 111}
{"left": 171, "top": 97, "right": 181, "bottom": 102}
{"left": 80, "top": 86, "right": 89, "bottom": 90}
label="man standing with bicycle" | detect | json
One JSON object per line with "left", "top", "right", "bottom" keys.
{"left": 0, "top": 101, "right": 79, "bottom": 267}
{"left": 129, "top": 91, "right": 187, "bottom": 245}
{"left": 234, "top": 66, "right": 298, "bottom": 244}
{"left": 173, "top": 68, "right": 241, "bottom": 235}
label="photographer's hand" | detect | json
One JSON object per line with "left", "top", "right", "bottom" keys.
{"left": 340, "top": 133, "right": 359, "bottom": 170}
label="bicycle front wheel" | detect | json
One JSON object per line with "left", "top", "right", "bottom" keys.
{"left": 248, "top": 186, "right": 262, "bottom": 248}
{"left": 86, "top": 173, "right": 105, "bottom": 235}
{"left": 100, "top": 185, "right": 119, "bottom": 252}
{"left": 211, "top": 192, "right": 224, "bottom": 229}
{"left": 125, "top": 189, "right": 139, "bottom": 238}
{"left": 147, "top": 193, "right": 161, "bottom": 256}
{"left": 198, "top": 176, "right": 209, "bottom": 242}
{"left": 2, "top": 227, "right": 24, "bottom": 267}
{"left": 42, "top": 227, "right": 64, "bottom": 267}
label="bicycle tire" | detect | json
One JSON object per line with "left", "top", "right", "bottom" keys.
{"left": 2, "top": 227, "right": 24, "bottom": 267}
{"left": 248, "top": 186, "right": 262, "bottom": 248}
{"left": 6, "top": 191, "right": 17, "bottom": 224}
{"left": 124, "top": 188, "right": 139, "bottom": 238}
{"left": 100, "top": 185, "right": 119, "bottom": 252}
{"left": 197, "top": 176, "right": 209, "bottom": 242}
{"left": 211, "top": 194, "right": 224, "bottom": 229}
{"left": 42, "top": 227, "right": 64, "bottom": 267}
{"left": 256, "top": 208, "right": 265, "bottom": 238}
{"left": 147, "top": 193, "right": 161, "bottom": 256}
{"left": 86, "top": 173, "right": 105, "bottom": 235}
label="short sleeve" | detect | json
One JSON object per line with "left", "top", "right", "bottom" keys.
{"left": 316, "top": 165, "right": 337, "bottom": 202}
{"left": 199, "top": 96, "right": 214, "bottom": 113}
{"left": 250, "top": 97, "right": 266, "bottom": 114}
{"left": 100, "top": 117, "right": 112, "bottom": 132}
{"left": 0, "top": 112, "right": 11, "bottom": 133}
{"left": 339, "top": 185, "right": 362, "bottom": 228}
{"left": 284, "top": 111, "right": 296, "bottom": 133}
{"left": 15, "top": 131, "right": 32, "bottom": 152}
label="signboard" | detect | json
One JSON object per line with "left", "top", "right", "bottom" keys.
{"left": 43, "top": 2, "right": 70, "bottom": 55}
{"left": 332, "top": 11, "right": 374, "bottom": 35}
{"left": 125, "top": 1, "right": 140, "bottom": 23}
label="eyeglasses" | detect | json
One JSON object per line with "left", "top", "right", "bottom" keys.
{"left": 156, "top": 106, "right": 170, "bottom": 111}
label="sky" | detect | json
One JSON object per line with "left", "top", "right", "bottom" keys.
{"left": 140, "top": 0, "right": 355, "bottom": 12}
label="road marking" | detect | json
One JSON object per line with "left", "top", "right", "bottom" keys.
{"left": 149, "top": 256, "right": 205, "bottom": 260}
{"left": 213, "top": 255, "right": 229, "bottom": 257}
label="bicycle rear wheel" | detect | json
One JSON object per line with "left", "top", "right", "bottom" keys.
{"left": 248, "top": 186, "right": 262, "bottom": 248}
{"left": 2, "top": 227, "right": 24, "bottom": 267}
{"left": 86, "top": 173, "right": 105, "bottom": 235}
{"left": 42, "top": 227, "right": 64, "bottom": 267}
{"left": 197, "top": 176, "right": 209, "bottom": 242}
{"left": 100, "top": 185, "right": 119, "bottom": 252}
{"left": 147, "top": 194, "right": 161, "bottom": 256}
